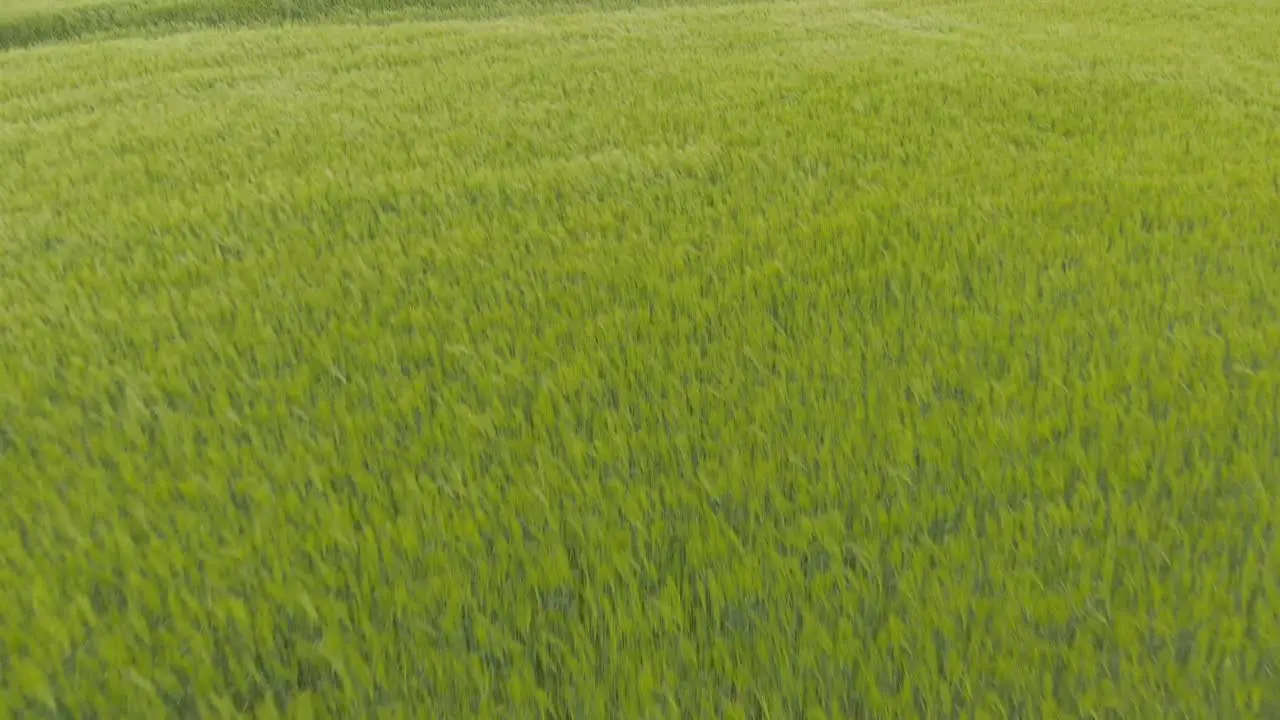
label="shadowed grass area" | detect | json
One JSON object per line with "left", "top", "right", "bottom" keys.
{"left": 0, "top": 0, "right": 753, "bottom": 51}
{"left": 2, "top": 0, "right": 1280, "bottom": 716}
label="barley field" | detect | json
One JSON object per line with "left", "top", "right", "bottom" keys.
{"left": 2, "top": 0, "right": 1279, "bottom": 716}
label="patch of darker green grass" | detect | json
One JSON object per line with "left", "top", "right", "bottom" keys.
{"left": 0, "top": 0, "right": 759, "bottom": 52}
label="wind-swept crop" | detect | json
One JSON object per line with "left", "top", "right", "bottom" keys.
{"left": 2, "top": 0, "right": 1279, "bottom": 716}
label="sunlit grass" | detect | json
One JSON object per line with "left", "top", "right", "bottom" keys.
{"left": 2, "top": 0, "right": 1279, "bottom": 716}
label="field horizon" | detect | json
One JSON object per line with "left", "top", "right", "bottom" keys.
{"left": 3, "top": 0, "right": 1279, "bottom": 716}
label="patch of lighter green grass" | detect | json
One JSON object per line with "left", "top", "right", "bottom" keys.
{"left": 2, "top": 0, "right": 1279, "bottom": 716}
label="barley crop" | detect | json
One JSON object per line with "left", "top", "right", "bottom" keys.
{"left": 2, "top": 0, "right": 1279, "bottom": 716}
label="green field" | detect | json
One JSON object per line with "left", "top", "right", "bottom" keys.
{"left": 2, "top": 0, "right": 1279, "bottom": 716}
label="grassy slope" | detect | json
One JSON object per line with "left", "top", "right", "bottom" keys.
{"left": 3, "top": 0, "right": 1280, "bottom": 716}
